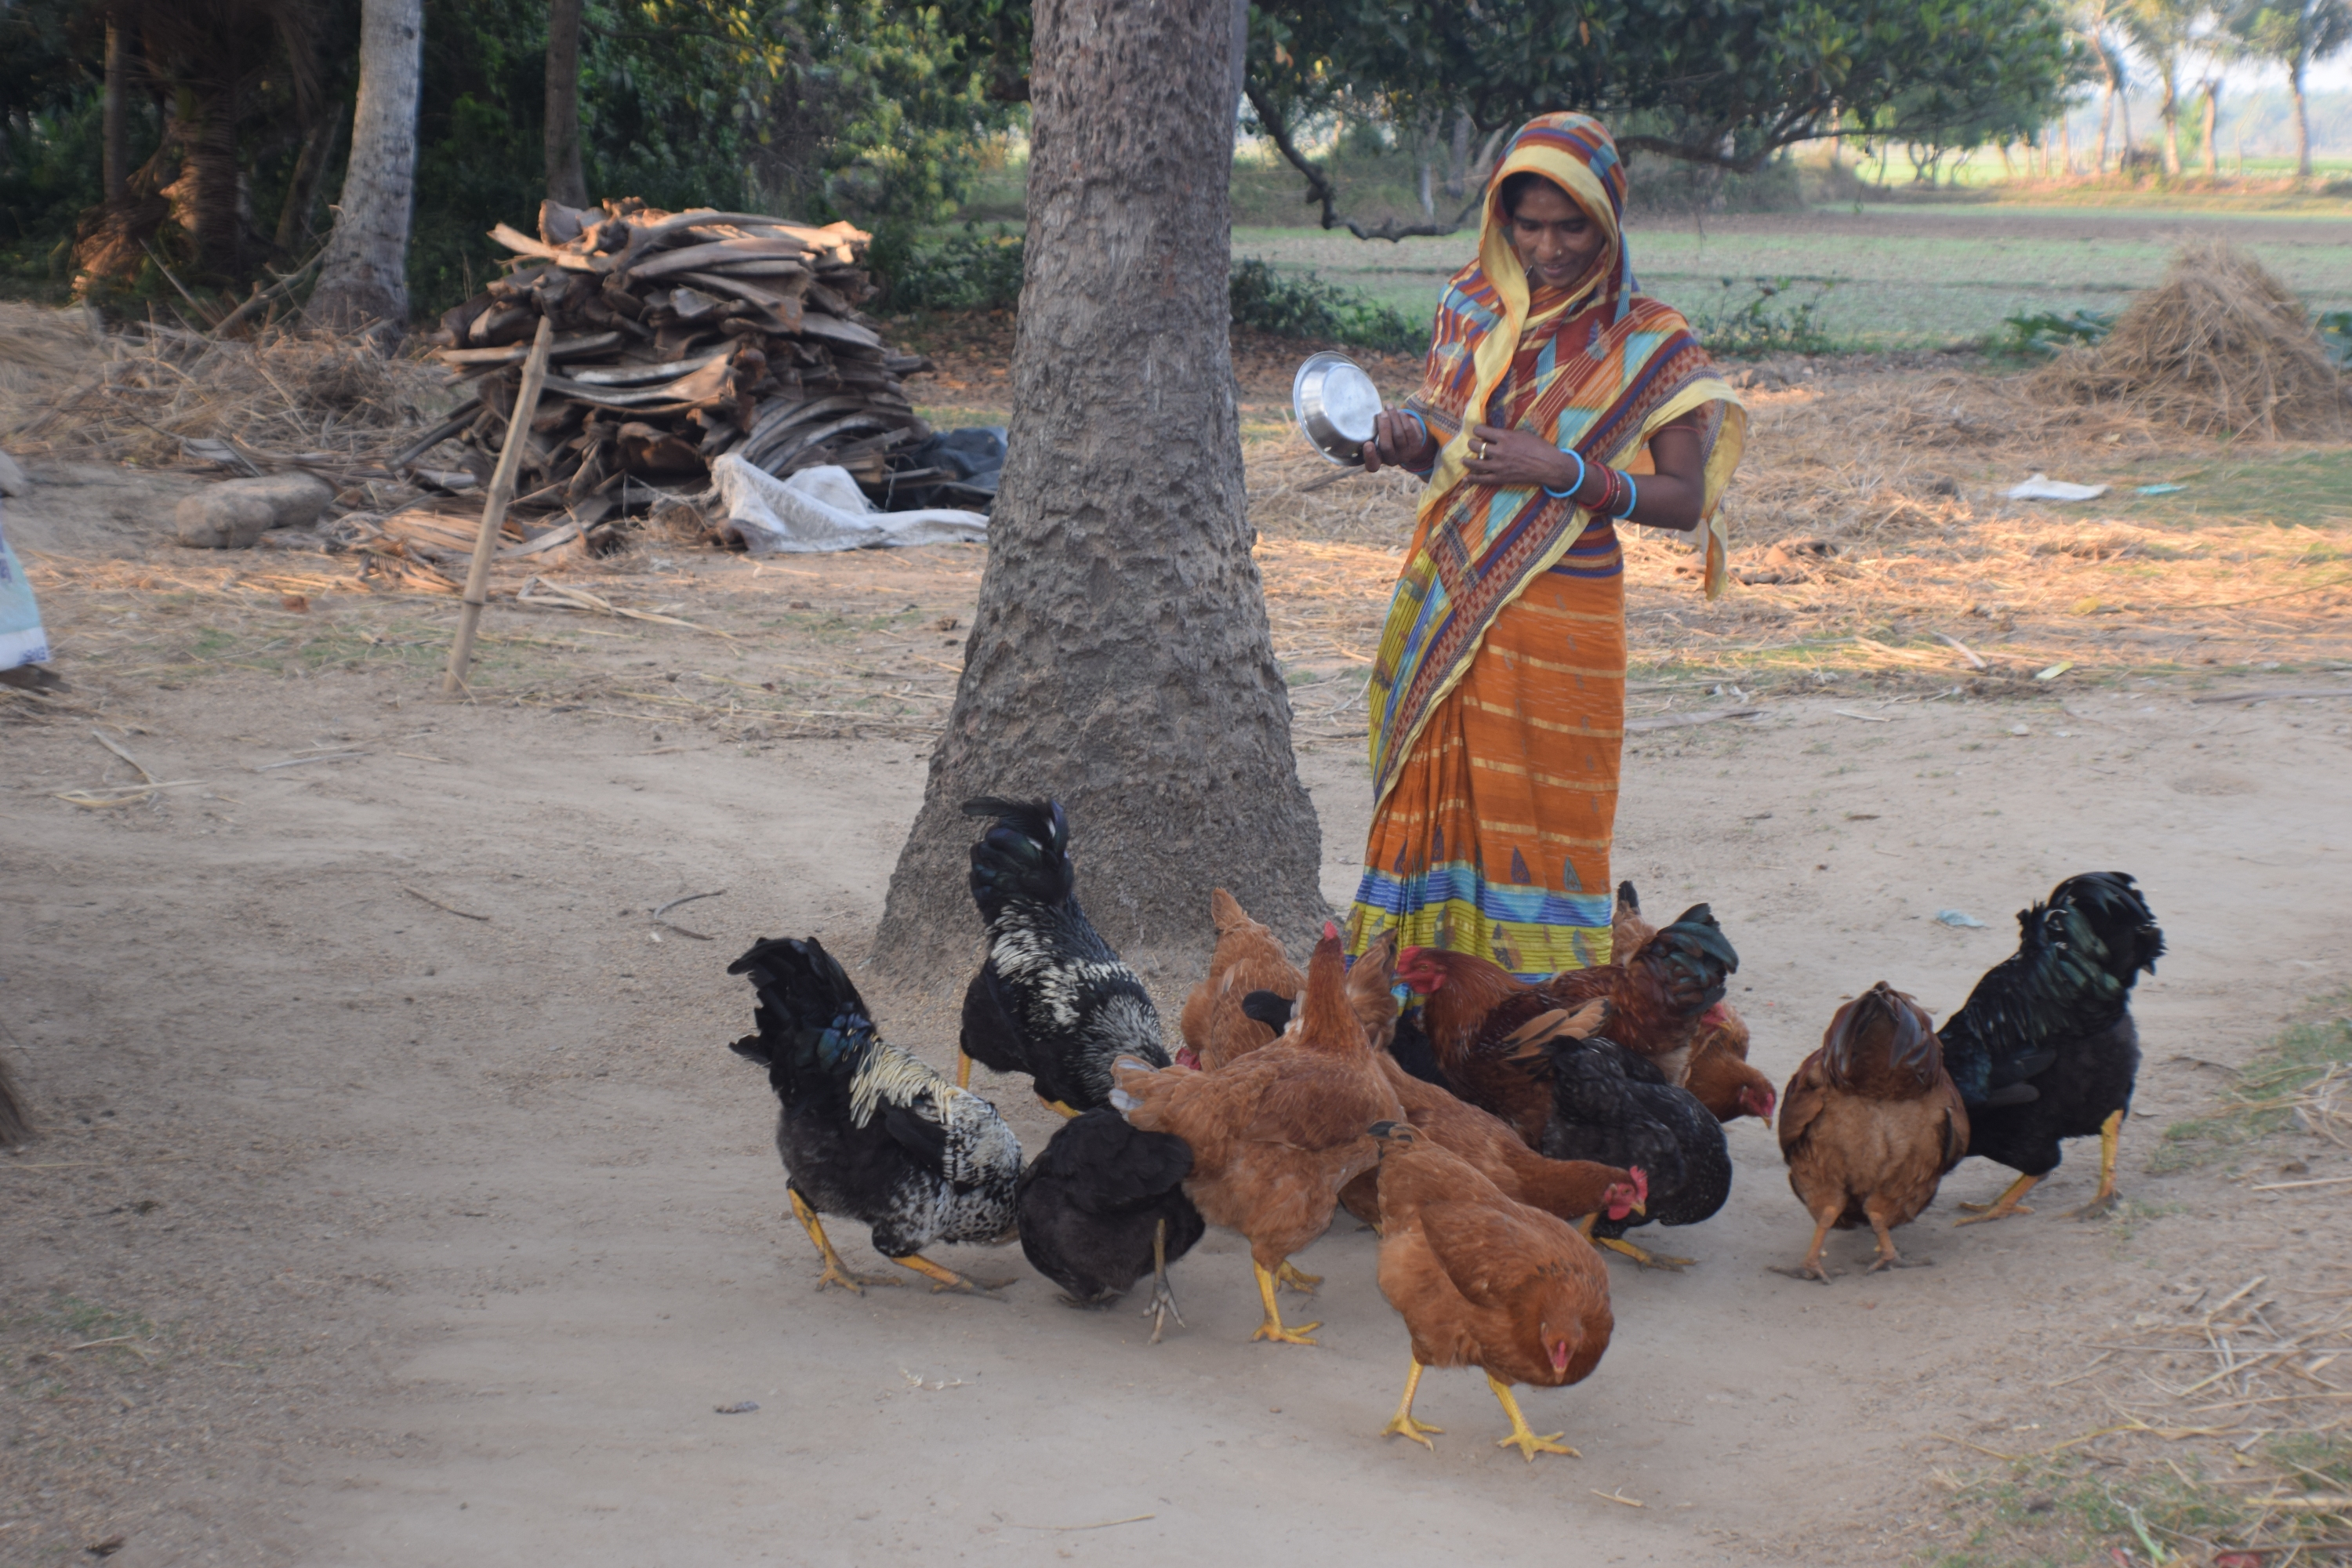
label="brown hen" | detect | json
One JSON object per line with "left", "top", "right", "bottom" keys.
{"left": 1614, "top": 883, "right": 1769, "bottom": 1117}
{"left": 1177, "top": 888, "right": 1304, "bottom": 1072}
{"left": 1396, "top": 946, "right": 1607, "bottom": 1144}
{"left": 1369, "top": 1121, "right": 1616, "bottom": 1461}
{"left": 1113, "top": 925, "right": 1403, "bottom": 1345}
{"left": 1775, "top": 982, "right": 1969, "bottom": 1281}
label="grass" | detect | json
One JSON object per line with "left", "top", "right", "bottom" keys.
{"left": 2148, "top": 990, "right": 2352, "bottom": 1174}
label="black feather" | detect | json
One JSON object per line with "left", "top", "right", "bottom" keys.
{"left": 1240, "top": 990, "right": 1294, "bottom": 1032}
{"left": 1940, "top": 873, "right": 2162, "bottom": 1178}
{"left": 1386, "top": 1010, "right": 1456, "bottom": 1091}
{"left": 1016, "top": 1109, "right": 1203, "bottom": 1307}
{"left": 1525, "top": 1033, "right": 1728, "bottom": 1236}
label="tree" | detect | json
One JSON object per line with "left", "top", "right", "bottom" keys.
{"left": 2121, "top": 0, "right": 2202, "bottom": 176}
{"left": 2234, "top": 0, "right": 2352, "bottom": 176}
{"left": 545, "top": 0, "right": 589, "bottom": 205}
{"left": 310, "top": 0, "right": 422, "bottom": 334}
{"left": 871, "top": 0, "right": 1325, "bottom": 982}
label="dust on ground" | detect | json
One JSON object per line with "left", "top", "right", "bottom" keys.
{"left": 4, "top": 347, "right": 2351, "bottom": 1566}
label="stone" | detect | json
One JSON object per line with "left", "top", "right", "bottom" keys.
{"left": 173, "top": 474, "right": 334, "bottom": 550}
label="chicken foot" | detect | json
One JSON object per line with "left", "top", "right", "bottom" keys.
{"left": 1770, "top": 1212, "right": 1842, "bottom": 1283}
{"left": 1378, "top": 1359, "right": 1445, "bottom": 1450}
{"left": 956, "top": 1049, "right": 974, "bottom": 1091}
{"left": 1487, "top": 1374, "right": 1579, "bottom": 1462}
{"left": 1140, "top": 1218, "right": 1185, "bottom": 1345}
{"left": 888, "top": 1251, "right": 1011, "bottom": 1297}
{"left": 1274, "top": 1259, "right": 1323, "bottom": 1294}
{"left": 1035, "top": 1095, "right": 1082, "bottom": 1120}
{"left": 2063, "top": 1110, "right": 2125, "bottom": 1220}
{"left": 1248, "top": 1261, "right": 1322, "bottom": 1346}
{"left": 1866, "top": 1209, "right": 1933, "bottom": 1271}
{"left": 1595, "top": 1236, "right": 1693, "bottom": 1271}
{"left": 788, "top": 1189, "right": 903, "bottom": 1294}
{"left": 1955, "top": 1171, "right": 2042, "bottom": 1225}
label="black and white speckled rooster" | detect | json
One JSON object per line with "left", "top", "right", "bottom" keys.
{"left": 956, "top": 797, "right": 1171, "bottom": 1116}
{"left": 728, "top": 935, "right": 1021, "bottom": 1295}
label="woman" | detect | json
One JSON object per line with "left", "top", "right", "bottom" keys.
{"left": 1345, "top": 113, "right": 1744, "bottom": 981}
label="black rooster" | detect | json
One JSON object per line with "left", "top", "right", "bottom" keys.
{"left": 1942, "top": 872, "right": 2165, "bottom": 1224}
{"left": 956, "top": 798, "right": 1171, "bottom": 1114}
{"left": 1015, "top": 1108, "right": 1204, "bottom": 1340}
{"left": 1520, "top": 1030, "right": 1730, "bottom": 1270}
{"left": 729, "top": 935, "right": 1022, "bottom": 1295}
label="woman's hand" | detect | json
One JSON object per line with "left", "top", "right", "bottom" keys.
{"left": 1464, "top": 424, "right": 1579, "bottom": 492}
{"left": 1360, "top": 410, "right": 1438, "bottom": 474}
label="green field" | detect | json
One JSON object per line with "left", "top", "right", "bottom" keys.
{"left": 1229, "top": 203, "right": 2352, "bottom": 350}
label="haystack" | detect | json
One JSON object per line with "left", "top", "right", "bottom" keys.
{"left": 2031, "top": 239, "right": 2347, "bottom": 440}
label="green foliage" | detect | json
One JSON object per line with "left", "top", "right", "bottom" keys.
{"left": 1998, "top": 306, "right": 2117, "bottom": 357}
{"left": 873, "top": 223, "right": 1024, "bottom": 310}
{"left": 1690, "top": 277, "right": 1840, "bottom": 357}
{"left": 2318, "top": 309, "right": 2352, "bottom": 368}
{"left": 1228, "top": 258, "right": 1425, "bottom": 352}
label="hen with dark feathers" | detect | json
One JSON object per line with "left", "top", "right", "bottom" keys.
{"left": 1016, "top": 1108, "right": 1204, "bottom": 1339}
{"left": 957, "top": 797, "right": 1170, "bottom": 1114}
{"left": 1520, "top": 1029, "right": 1730, "bottom": 1270}
{"left": 1941, "top": 872, "right": 2164, "bottom": 1224}
{"left": 728, "top": 935, "right": 1021, "bottom": 1295}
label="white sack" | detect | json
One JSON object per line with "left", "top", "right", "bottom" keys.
{"left": 712, "top": 455, "right": 988, "bottom": 554}
{"left": 2002, "top": 473, "right": 2109, "bottom": 502}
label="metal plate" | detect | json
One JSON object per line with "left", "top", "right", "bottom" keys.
{"left": 1292, "top": 352, "right": 1384, "bottom": 466}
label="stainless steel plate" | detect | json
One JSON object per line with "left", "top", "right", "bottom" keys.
{"left": 1292, "top": 351, "right": 1384, "bottom": 466}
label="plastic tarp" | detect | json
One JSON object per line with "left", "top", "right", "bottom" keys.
{"left": 711, "top": 456, "right": 989, "bottom": 554}
{"left": 0, "top": 504, "right": 49, "bottom": 669}
{"left": 2003, "top": 474, "right": 2109, "bottom": 502}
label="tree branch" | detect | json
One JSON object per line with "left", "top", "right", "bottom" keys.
{"left": 1245, "top": 82, "right": 1481, "bottom": 241}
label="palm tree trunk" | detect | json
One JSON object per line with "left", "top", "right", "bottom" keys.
{"left": 189, "top": 88, "right": 242, "bottom": 278}
{"left": 2292, "top": 54, "right": 2313, "bottom": 179}
{"left": 103, "top": 16, "right": 128, "bottom": 209}
{"left": 545, "top": 0, "right": 588, "bottom": 206}
{"left": 310, "top": 0, "right": 423, "bottom": 337}
{"left": 2199, "top": 80, "right": 2219, "bottom": 181}
{"left": 2158, "top": 70, "right": 2181, "bottom": 176}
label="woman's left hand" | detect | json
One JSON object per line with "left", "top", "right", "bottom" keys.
{"left": 1464, "top": 424, "right": 1577, "bottom": 492}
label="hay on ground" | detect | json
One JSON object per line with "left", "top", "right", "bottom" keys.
{"left": 2031, "top": 239, "right": 2347, "bottom": 440}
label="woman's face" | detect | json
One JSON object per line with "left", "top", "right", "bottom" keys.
{"left": 1506, "top": 180, "right": 1606, "bottom": 292}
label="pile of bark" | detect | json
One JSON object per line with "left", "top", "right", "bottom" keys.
{"left": 416, "top": 198, "right": 935, "bottom": 530}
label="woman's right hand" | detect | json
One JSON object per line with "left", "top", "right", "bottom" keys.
{"left": 1360, "top": 410, "right": 1436, "bottom": 474}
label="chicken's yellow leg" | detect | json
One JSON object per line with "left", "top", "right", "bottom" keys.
{"left": 1035, "top": 1094, "right": 1082, "bottom": 1120}
{"left": 788, "top": 1189, "right": 900, "bottom": 1294}
{"left": 1249, "top": 1261, "right": 1321, "bottom": 1345}
{"left": 956, "top": 1049, "right": 974, "bottom": 1090}
{"left": 1377, "top": 1359, "right": 1445, "bottom": 1449}
{"left": 1595, "top": 1236, "right": 1693, "bottom": 1270}
{"left": 889, "top": 1252, "right": 1008, "bottom": 1297}
{"left": 2064, "top": 1110, "right": 2125, "bottom": 1219}
{"left": 1487, "top": 1374, "right": 1579, "bottom": 1462}
{"left": 1769, "top": 1213, "right": 1838, "bottom": 1283}
{"left": 1955, "top": 1171, "right": 2042, "bottom": 1225}
{"left": 1274, "top": 1259, "right": 1322, "bottom": 1294}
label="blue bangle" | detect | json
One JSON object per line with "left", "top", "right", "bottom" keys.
{"left": 1617, "top": 474, "right": 1639, "bottom": 520}
{"left": 1543, "top": 448, "right": 1588, "bottom": 501}
{"left": 1399, "top": 410, "right": 1436, "bottom": 474}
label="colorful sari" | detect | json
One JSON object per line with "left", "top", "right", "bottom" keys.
{"left": 1344, "top": 114, "right": 1745, "bottom": 981}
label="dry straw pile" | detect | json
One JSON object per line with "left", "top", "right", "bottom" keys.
{"left": 2032, "top": 239, "right": 2347, "bottom": 439}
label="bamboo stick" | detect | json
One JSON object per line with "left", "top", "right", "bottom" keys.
{"left": 443, "top": 318, "right": 554, "bottom": 694}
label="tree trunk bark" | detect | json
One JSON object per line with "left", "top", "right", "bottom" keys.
{"left": 871, "top": 0, "right": 1324, "bottom": 985}
{"left": 1446, "top": 107, "right": 1470, "bottom": 198}
{"left": 2158, "top": 71, "right": 2182, "bottom": 176}
{"left": 188, "top": 89, "right": 242, "bottom": 278}
{"left": 2096, "top": 85, "right": 2112, "bottom": 174}
{"left": 545, "top": 0, "right": 589, "bottom": 207}
{"left": 310, "top": 0, "right": 423, "bottom": 339}
{"left": 2200, "top": 80, "right": 2219, "bottom": 181}
{"left": 2292, "top": 57, "right": 2312, "bottom": 179}
{"left": 103, "top": 16, "right": 128, "bottom": 209}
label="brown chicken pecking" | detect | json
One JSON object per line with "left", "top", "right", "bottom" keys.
{"left": 1774, "top": 982, "right": 1969, "bottom": 1281}
{"left": 1112, "top": 925, "right": 1403, "bottom": 1345}
{"left": 1177, "top": 888, "right": 1304, "bottom": 1072}
{"left": 1369, "top": 1121, "right": 1616, "bottom": 1461}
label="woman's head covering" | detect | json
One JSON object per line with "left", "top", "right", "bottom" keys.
{"left": 1479, "top": 112, "right": 1636, "bottom": 326}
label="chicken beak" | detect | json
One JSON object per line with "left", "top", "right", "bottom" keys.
{"left": 1548, "top": 1338, "right": 1571, "bottom": 1373}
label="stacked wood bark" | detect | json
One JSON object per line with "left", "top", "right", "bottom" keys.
{"left": 414, "top": 198, "right": 934, "bottom": 530}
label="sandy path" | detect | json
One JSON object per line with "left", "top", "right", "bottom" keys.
{"left": 6, "top": 641, "right": 2349, "bottom": 1563}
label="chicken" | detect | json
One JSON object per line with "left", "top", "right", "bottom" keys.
{"left": 1773, "top": 983, "right": 1969, "bottom": 1280}
{"left": 1940, "top": 873, "right": 2165, "bottom": 1224}
{"left": 1367, "top": 1120, "right": 1616, "bottom": 1462}
{"left": 728, "top": 935, "right": 1021, "bottom": 1296}
{"left": 1541, "top": 902, "right": 1740, "bottom": 1080}
{"left": 1345, "top": 928, "right": 1403, "bottom": 1056}
{"left": 1396, "top": 944, "right": 1610, "bottom": 1144}
{"left": 1015, "top": 1107, "right": 1204, "bottom": 1340}
{"left": 956, "top": 797, "right": 1171, "bottom": 1115}
{"left": 1615, "top": 882, "right": 1769, "bottom": 1120}
{"left": 1521, "top": 1030, "right": 1730, "bottom": 1269}
{"left": 1177, "top": 888, "right": 1302, "bottom": 1072}
{"left": 1110, "top": 925, "right": 1403, "bottom": 1346}
{"left": 1683, "top": 1005, "right": 1777, "bottom": 1123}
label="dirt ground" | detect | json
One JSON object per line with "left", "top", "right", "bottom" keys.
{"left": 5, "top": 402, "right": 2352, "bottom": 1566}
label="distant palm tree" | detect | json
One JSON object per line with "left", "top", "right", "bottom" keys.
{"left": 2233, "top": 0, "right": 2352, "bottom": 176}
{"left": 2119, "top": 0, "right": 2203, "bottom": 176}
